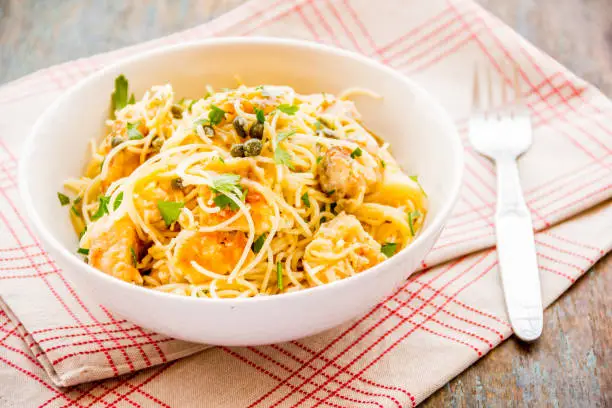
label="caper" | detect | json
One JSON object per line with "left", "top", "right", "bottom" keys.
{"left": 171, "top": 177, "right": 184, "bottom": 190}
{"left": 243, "top": 139, "right": 263, "bottom": 157}
{"left": 111, "top": 136, "right": 124, "bottom": 147}
{"left": 170, "top": 104, "right": 183, "bottom": 119}
{"left": 203, "top": 125, "right": 215, "bottom": 137}
{"left": 250, "top": 122, "right": 264, "bottom": 139}
{"left": 150, "top": 137, "right": 164, "bottom": 153}
{"left": 230, "top": 143, "right": 245, "bottom": 157}
{"left": 233, "top": 116, "right": 248, "bottom": 138}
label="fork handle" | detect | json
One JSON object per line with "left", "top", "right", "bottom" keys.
{"left": 494, "top": 155, "right": 543, "bottom": 341}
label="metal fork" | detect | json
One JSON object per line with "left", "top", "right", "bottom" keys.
{"left": 469, "top": 65, "right": 543, "bottom": 342}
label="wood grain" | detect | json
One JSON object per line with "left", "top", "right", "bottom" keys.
{"left": 0, "top": 1, "right": 610, "bottom": 406}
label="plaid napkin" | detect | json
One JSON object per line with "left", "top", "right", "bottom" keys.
{"left": 1, "top": 0, "right": 611, "bottom": 406}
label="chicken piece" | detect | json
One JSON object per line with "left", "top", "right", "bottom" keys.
{"left": 173, "top": 230, "right": 248, "bottom": 284}
{"left": 304, "top": 213, "right": 385, "bottom": 277}
{"left": 87, "top": 216, "right": 143, "bottom": 284}
{"left": 318, "top": 146, "right": 379, "bottom": 200}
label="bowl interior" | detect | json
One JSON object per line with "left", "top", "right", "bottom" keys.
{"left": 22, "top": 39, "right": 461, "bottom": 274}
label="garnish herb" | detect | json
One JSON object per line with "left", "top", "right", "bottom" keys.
{"left": 213, "top": 194, "right": 240, "bottom": 211}
{"left": 79, "top": 226, "right": 87, "bottom": 240}
{"left": 71, "top": 206, "right": 81, "bottom": 217}
{"left": 254, "top": 107, "right": 266, "bottom": 124}
{"left": 208, "top": 104, "right": 226, "bottom": 126}
{"left": 127, "top": 122, "right": 143, "bottom": 140}
{"left": 409, "top": 175, "right": 428, "bottom": 197}
{"left": 57, "top": 192, "right": 70, "bottom": 206}
{"left": 381, "top": 160, "right": 386, "bottom": 169}
{"left": 276, "top": 261, "right": 284, "bottom": 291}
{"left": 113, "top": 192, "right": 124, "bottom": 211}
{"left": 277, "top": 129, "right": 296, "bottom": 142}
{"left": 326, "top": 190, "right": 336, "bottom": 197}
{"left": 316, "top": 156, "right": 323, "bottom": 164}
{"left": 156, "top": 200, "right": 184, "bottom": 227}
{"left": 130, "top": 247, "right": 138, "bottom": 266}
{"left": 408, "top": 210, "right": 421, "bottom": 237}
{"left": 277, "top": 104, "right": 299, "bottom": 115}
{"left": 350, "top": 147, "right": 363, "bottom": 159}
{"left": 381, "top": 242, "right": 397, "bottom": 258}
{"left": 274, "top": 146, "right": 294, "bottom": 170}
{"left": 77, "top": 248, "right": 89, "bottom": 255}
{"left": 91, "top": 196, "right": 110, "bottom": 220}
{"left": 252, "top": 234, "right": 266, "bottom": 253}
{"left": 111, "top": 75, "right": 135, "bottom": 114}
{"left": 74, "top": 196, "right": 82, "bottom": 204}
{"left": 210, "top": 174, "right": 241, "bottom": 195}
{"left": 301, "top": 192, "right": 310, "bottom": 208}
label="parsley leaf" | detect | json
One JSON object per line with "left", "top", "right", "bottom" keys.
{"left": 111, "top": 75, "right": 129, "bottom": 114}
{"left": 314, "top": 120, "right": 323, "bottom": 131}
{"left": 128, "top": 93, "right": 136, "bottom": 105}
{"left": 71, "top": 206, "right": 81, "bottom": 217}
{"left": 326, "top": 190, "right": 336, "bottom": 197}
{"left": 408, "top": 210, "right": 421, "bottom": 237}
{"left": 254, "top": 107, "right": 265, "bottom": 124}
{"left": 213, "top": 194, "right": 239, "bottom": 211}
{"left": 57, "top": 192, "right": 70, "bottom": 206}
{"left": 77, "top": 248, "right": 89, "bottom": 255}
{"left": 127, "top": 122, "right": 143, "bottom": 140}
{"left": 381, "top": 243, "right": 397, "bottom": 258}
{"left": 316, "top": 156, "right": 323, "bottom": 164}
{"left": 252, "top": 234, "right": 266, "bottom": 253}
{"left": 301, "top": 192, "right": 310, "bottom": 208}
{"left": 409, "top": 175, "right": 428, "bottom": 197}
{"left": 276, "top": 261, "right": 284, "bottom": 291}
{"left": 130, "top": 247, "right": 138, "bottom": 266}
{"left": 91, "top": 196, "right": 110, "bottom": 220}
{"left": 350, "top": 147, "right": 362, "bottom": 159}
{"left": 210, "top": 173, "right": 241, "bottom": 195}
{"left": 381, "top": 160, "right": 386, "bottom": 169}
{"left": 277, "top": 104, "right": 299, "bottom": 115}
{"left": 156, "top": 201, "right": 184, "bottom": 227}
{"left": 274, "top": 146, "right": 294, "bottom": 170}
{"left": 79, "top": 226, "right": 87, "bottom": 240}
{"left": 113, "top": 192, "right": 124, "bottom": 211}
{"left": 277, "top": 129, "right": 296, "bottom": 142}
{"left": 208, "top": 104, "right": 226, "bottom": 126}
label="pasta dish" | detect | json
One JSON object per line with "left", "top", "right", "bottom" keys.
{"left": 58, "top": 76, "right": 427, "bottom": 298}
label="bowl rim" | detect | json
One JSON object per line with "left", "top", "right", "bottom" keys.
{"left": 19, "top": 36, "right": 464, "bottom": 305}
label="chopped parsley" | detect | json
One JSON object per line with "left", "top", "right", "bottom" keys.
{"left": 130, "top": 247, "right": 138, "bottom": 266}
{"left": 276, "top": 261, "right": 284, "bottom": 291}
{"left": 301, "top": 192, "right": 310, "bottom": 208}
{"left": 213, "top": 194, "right": 240, "bottom": 211}
{"left": 77, "top": 248, "right": 89, "bottom": 255}
{"left": 111, "top": 75, "right": 135, "bottom": 115}
{"left": 277, "top": 104, "right": 299, "bottom": 115}
{"left": 79, "top": 226, "right": 87, "bottom": 240}
{"left": 409, "top": 175, "right": 427, "bottom": 197}
{"left": 127, "top": 122, "right": 143, "bottom": 140}
{"left": 91, "top": 196, "right": 110, "bottom": 220}
{"left": 316, "top": 156, "right": 323, "bottom": 164}
{"left": 326, "top": 190, "right": 336, "bottom": 197}
{"left": 314, "top": 120, "right": 323, "bottom": 131}
{"left": 210, "top": 173, "right": 241, "bottom": 195}
{"left": 408, "top": 210, "right": 421, "bottom": 237}
{"left": 274, "top": 146, "right": 294, "bottom": 170}
{"left": 156, "top": 200, "right": 184, "bottom": 227}
{"left": 113, "top": 192, "right": 124, "bottom": 211}
{"left": 254, "top": 107, "right": 265, "bottom": 124}
{"left": 208, "top": 104, "right": 226, "bottom": 126}
{"left": 350, "top": 147, "right": 362, "bottom": 159}
{"left": 277, "top": 129, "right": 296, "bottom": 142}
{"left": 57, "top": 192, "right": 70, "bottom": 206}
{"left": 71, "top": 206, "right": 81, "bottom": 217}
{"left": 381, "top": 243, "right": 397, "bottom": 258}
{"left": 381, "top": 159, "right": 386, "bottom": 169}
{"left": 252, "top": 234, "right": 266, "bottom": 253}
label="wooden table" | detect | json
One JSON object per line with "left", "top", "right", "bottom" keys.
{"left": 1, "top": 1, "right": 610, "bottom": 406}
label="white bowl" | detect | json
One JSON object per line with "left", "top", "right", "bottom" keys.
{"left": 20, "top": 38, "right": 463, "bottom": 346}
